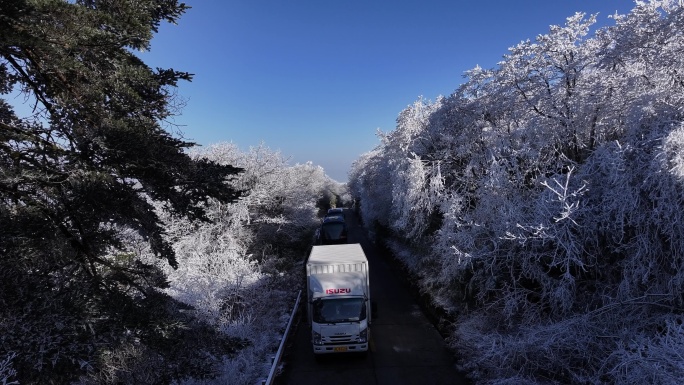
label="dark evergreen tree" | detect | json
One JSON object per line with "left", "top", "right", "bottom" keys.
{"left": 0, "top": 1, "right": 243, "bottom": 383}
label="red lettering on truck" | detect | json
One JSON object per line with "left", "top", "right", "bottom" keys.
{"left": 325, "top": 288, "right": 351, "bottom": 294}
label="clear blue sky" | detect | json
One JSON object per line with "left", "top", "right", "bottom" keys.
{"left": 139, "top": 1, "right": 637, "bottom": 183}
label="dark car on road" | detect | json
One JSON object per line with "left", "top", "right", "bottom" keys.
{"left": 325, "top": 207, "right": 344, "bottom": 219}
{"left": 316, "top": 215, "right": 348, "bottom": 245}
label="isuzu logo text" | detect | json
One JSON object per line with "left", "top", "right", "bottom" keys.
{"left": 325, "top": 288, "right": 351, "bottom": 294}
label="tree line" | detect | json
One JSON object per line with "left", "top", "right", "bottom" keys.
{"left": 349, "top": 1, "right": 684, "bottom": 384}
{"left": 0, "top": 1, "right": 347, "bottom": 384}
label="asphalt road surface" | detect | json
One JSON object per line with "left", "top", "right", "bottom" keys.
{"left": 276, "top": 209, "right": 470, "bottom": 385}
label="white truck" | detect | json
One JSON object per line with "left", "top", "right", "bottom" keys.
{"left": 306, "top": 243, "right": 371, "bottom": 356}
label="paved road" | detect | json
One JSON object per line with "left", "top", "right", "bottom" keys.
{"left": 276, "top": 210, "right": 469, "bottom": 385}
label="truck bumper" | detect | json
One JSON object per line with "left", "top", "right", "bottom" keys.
{"left": 313, "top": 343, "right": 368, "bottom": 354}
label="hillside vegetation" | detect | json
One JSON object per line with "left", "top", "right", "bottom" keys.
{"left": 0, "top": 1, "right": 347, "bottom": 383}
{"left": 349, "top": 1, "right": 684, "bottom": 384}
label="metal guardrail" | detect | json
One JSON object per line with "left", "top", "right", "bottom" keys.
{"left": 261, "top": 289, "right": 302, "bottom": 385}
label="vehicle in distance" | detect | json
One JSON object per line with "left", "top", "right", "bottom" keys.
{"left": 326, "top": 207, "right": 344, "bottom": 219}
{"left": 316, "top": 215, "right": 347, "bottom": 245}
{"left": 306, "top": 243, "right": 371, "bottom": 357}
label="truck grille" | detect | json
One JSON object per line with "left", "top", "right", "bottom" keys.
{"left": 326, "top": 334, "right": 354, "bottom": 344}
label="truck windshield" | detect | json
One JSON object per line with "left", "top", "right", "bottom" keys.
{"left": 313, "top": 297, "right": 366, "bottom": 323}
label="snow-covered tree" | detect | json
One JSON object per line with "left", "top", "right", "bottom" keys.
{"left": 0, "top": 2, "right": 244, "bottom": 383}
{"left": 145, "top": 142, "right": 334, "bottom": 384}
{"left": 349, "top": 1, "right": 684, "bottom": 383}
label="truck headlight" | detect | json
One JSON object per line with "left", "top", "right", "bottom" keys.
{"left": 313, "top": 331, "right": 322, "bottom": 345}
{"left": 359, "top": 328, "right": 368, "bottom": 343}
